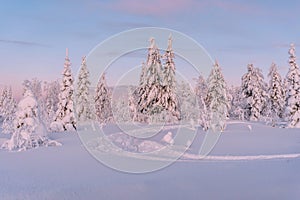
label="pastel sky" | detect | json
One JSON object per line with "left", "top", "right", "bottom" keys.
{"left": 1, "top": 0, "right": 300, "bottom": 96}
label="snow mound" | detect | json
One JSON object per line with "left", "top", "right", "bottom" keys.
{"left": 2, "top": 135, "right": 61, "bottom": 151}
{"left": 138, "top": 140, "right": 164, "bottom": 153}
{"left": 86, "top": 132, "right": 165, "bottom": 154}
{"left": 108, "top": 133, "right": 164, "bottom": 153}
{"left": 162, "top": 131, "right": 174, "bottom": 144}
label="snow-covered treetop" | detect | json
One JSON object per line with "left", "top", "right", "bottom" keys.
{"left": 289, "top": 43, "right": 296, "bottom": 58}
{"left": 77, "top": 56, "right": 89, "bottom": 82}
{"left": 81, "top": 55, "right": 86, "bottom": 64}
{"left": 164, "top": 35, "right": 175, "bottom": 71}
{"left": 66, "top": 48, "right": 69, "bottom": 58}
{"left": 167, "top": 34, "right": 173, "bottom": 51}
{"left": 268, "top": 63, "right": 283, "bottom": 85}
{"left": 22, "top": 80, "right": 32, "bottom": 95}
{"left": 286, "top": 44, "right": 300, "bottom": 83}
{"left": 19, "top": 89, "right": 37, "bottom": 111}
{"left": 99, "top": 73, "right": 107, "bottom": 86}
{"left": 149, "top": 37, "right": 156, "bottom": 49}
{"left": 288, "top": 43, "right": 298, "bottom": 69}
{"left": 247, "top": 63, "right": 254, "bottom": 72}
{"left": 242, "top": 63, "right": 265, "bottom": 91}
{"left": 215, "top": 59, "right": 219, "bottom": 68}
{"left": 269, "top": 62, "right": 277, "bottom": 73}
{"left": 18, "top": 82, "right": 37, "bottom": 116}
{"left": 147, "top": 37, "right": 161, "bottom": 66}
{"left": 64, "top": 48, "right": 71, "bottom": 76}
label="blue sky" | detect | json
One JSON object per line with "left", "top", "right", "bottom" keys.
{"left": 1, "top": 0, "right": 300, "bottom": 96}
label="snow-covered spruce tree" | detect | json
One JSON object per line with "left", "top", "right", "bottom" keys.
{"left": 228, "top": 86, "right": 244, "bottom": 120}
{"left": 0, "top": 87, "right": 8, "bottom": 119}
{"left": 23, "top": 79, "right": 44, "bottom": 117}
{"left": 43, "top": 80, "right": 60, "bottom": 129}
{"left": 76, "top": 56, "right": 93, "bottom": 122}
{"left": 137, "top": 38, "right": 164, "bottom": 120}
{"left": 206, "top": 61, "right": 229, "bottom": 131}
{"left": 128, "top": 86, "right": 138, "bottom": 122}
{"left": 160, "top": 35, "right": 180, "bottom": 121}
{"left": 268, "top": 63, "right": 285, "bottom": 125}
{"left": 194, "top": 75, "right": 209, "bottom": 130}
{"left": 177, "top": 81, "right": 199, "bottom": 124}
{"left": 195, "top": 75, "right": 208, "bottom": 102}
{"left": 50, "top": 49, "right": 76, "bottom": 132}
{"left": 113, "top": 95, "right": 131, "bottom": 123}
{"left": 1, "top": 86, "right": 17, "bottom": 134}
{"left": 2, "top": 82, "right": 60, "bottom": 151}
{"left": 139, "top": 62, "right": 147, "bottom": 89}
{"left": 94, "top": 73, "right": 113, "bottom": 124}
{"left": 27, "top": 78, "right": 42, "bottom": 102}
{"left": 134, "top": 62, "right": 148, "bottom": 122}
{"left": 198, "top": 95, "right": 209, "bottom": 130}
{"left": 241, "top": 64, "right": 268, "bottom": 121}
{"left": 240, "top": 64, "right": 254, "bottom": 120}
{"left": 285, "top": 43, "right": 300, "bottom": 127}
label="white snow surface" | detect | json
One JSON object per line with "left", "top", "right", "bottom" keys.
{"left": 0, "top": 120, "right": 300, "bottom": 199}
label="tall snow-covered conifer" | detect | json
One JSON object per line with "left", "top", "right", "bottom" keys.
{"left": 94, "top": 73, "right": 113, "bottom": 124}
{"left": 285, "top": 43, "right": 300, "bottom": 127}
{"left": 50, "top": 49, "right": 76, "bottom": 132}
{"left": 206, "top": 61, "right": 229, "bottom": 131}
{"left": 137, "top": 38, "right": 164, "bottom": 118}
{"left": 76, "top": 56, "right": 92, "bottom": 121}
{"left": 268, "top": 63, "right": 285, "bottom": 125}
{"left": 161, "top": 35, "right": 180, "bottom": 121}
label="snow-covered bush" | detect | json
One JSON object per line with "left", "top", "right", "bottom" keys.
{"left": 2, "top": 84, "right": 60, "bottom": 151}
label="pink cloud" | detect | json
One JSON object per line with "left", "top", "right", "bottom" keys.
{"left": 108, "top": 0, "right": 197, "bottom": 16}
{"left": 210, "top": 0, "right": 258, "bottom": 13}
{"left": 105, "top": 0, "right": 260, "bottom": 16}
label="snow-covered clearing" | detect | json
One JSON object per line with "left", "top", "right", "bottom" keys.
{"left": 0, "top": 121, "right": 300, "bottom": 199}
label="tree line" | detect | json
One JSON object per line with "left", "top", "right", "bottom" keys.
{"left": 0, "top": 37, "right": 299, "bottom": 151}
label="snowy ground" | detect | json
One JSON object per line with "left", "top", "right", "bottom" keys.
{"left": 1, "top": 121, "right": 300, "bottom": 199}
